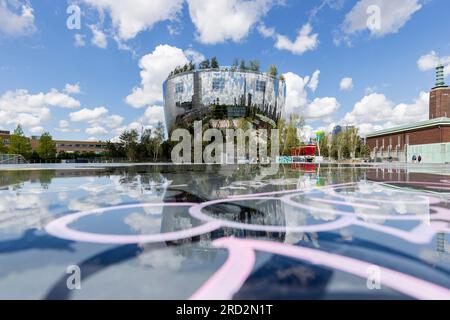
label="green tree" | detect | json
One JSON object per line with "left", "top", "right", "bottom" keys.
{"left": 140, "top": 124, "right": 165, "bottom": 162}
{"left": 106, "top": 141, "right": 125, "bottom": 158}
{"left": 282, "top": 116, "right": 300, "bottom": 156}
{"left": 211, "top": 56, "right": 219, "bottom": 69}
{"left": 37, "top": 132, "right": 57, "bottom": 161}
{"left": 0, "top": 138, "right": 7, "bottom": 154}
{"left": 346, "top": 126, "right": 359, "bottom": 159}
{"left": 360, "top": 143, "right": 371, "bottom": 158}
{"left": 120, "top": 130, "right": 139, "bottom": 161}
{"left": 9, "top": 125, "right": 32, "bottom": 158}
{"left": 232, "top": 58, "right": 239, "bottom": 71}
{"left": 199, "top": 59, "right": 210, "bottom": 69}
{"left": 239, "top": 59, "right": 247, "bottom": 71}
{"left": 268, "top": 65, "right": 278, "bottom": 77}
{"left": 249, "top": 60, "right": 260, "bottom": 72}
{"left": 319, "top": 134, "right": 329, "bottom": 158}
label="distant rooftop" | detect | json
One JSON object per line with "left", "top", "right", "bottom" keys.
{"left": 166, "top": 67, "right": 282, "bottom": 82}
{"left": 365, "top": 117, "right": 450, "bottom": 138}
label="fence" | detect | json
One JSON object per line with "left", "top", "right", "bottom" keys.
{"left": 0, "top": 154, "right": 29, "bottom": 165}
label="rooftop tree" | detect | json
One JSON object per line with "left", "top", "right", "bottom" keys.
{"left": 199, "top": 59, "right": 211, "bottom": 69}
{"left": 231, "top": 58, "right": 239, "bottom": 71}
{"left": 211, "top": 57, "right": 219, "bottom": 69}
{"left": 239, "top": 59, "right": 247, "bottom": 71}
{"left": 249, "top": 60, "right": 260, "bottom": 72}
{"left": 268, "top": 65, "right": 278, "bottom": 77}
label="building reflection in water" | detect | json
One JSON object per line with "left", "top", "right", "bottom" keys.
{"left": 0, "top": 164, "right": 448, "bottom": 258}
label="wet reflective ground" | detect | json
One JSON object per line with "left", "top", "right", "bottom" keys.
{"left": 0, "top": 164, "right": 449, "bottom": 300}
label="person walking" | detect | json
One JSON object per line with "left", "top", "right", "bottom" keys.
{"left": 418, "top": 155, "right": 422, "bottom": 163}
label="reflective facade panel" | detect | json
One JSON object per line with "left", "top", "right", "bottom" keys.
{"left": 163, "top": 69, "right": 286, "bottom": 130}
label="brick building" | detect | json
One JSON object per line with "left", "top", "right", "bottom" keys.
{"left": 1, "top": 131, "right": 107, "bottom": 155}
{"left": 366, "top": 64, "right": 450, "bottom": 163}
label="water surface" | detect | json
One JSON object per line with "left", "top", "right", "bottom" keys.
{"left": 0, "top": 164, "right": 449, "bottom": 300}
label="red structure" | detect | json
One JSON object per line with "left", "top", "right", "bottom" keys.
{"left": 291, "top": 145, "right": 317, "bottom": 157}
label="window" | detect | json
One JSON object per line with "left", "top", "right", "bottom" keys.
{"left": 212, "top": 78, "right": 225, "bottom": 91}
{"left": 175, "top": 83, "right": 184, "bottom": 94}
{"left": 256, "top": 80, "right": 266, "bottom": 92}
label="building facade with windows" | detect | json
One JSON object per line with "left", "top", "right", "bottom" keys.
{"left": 1, "top": 131, "right": 107, "bottom": 155}
{"left": 365, "top": 65, "right": 450, "bottom": 163}
{"left": 163, "top": 68, "right": 286, "bottom": 131}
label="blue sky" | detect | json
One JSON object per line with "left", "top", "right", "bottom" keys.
{"left": 0, "top": 0, "right": 449, "bottom": 141}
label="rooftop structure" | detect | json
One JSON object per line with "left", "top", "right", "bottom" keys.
{"left": 163, "top": 67, "right": 286, "bottom": 131}
{"left": 365, "top": 65, "right": 450, "bottom": 163}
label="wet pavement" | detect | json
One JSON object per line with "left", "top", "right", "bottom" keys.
{"left": 0, "top": 163, "right": 449, "bottom": 300}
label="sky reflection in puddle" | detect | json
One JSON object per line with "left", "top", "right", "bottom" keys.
{"left": 0, "top": 164, "right": 449, "bottom": 300}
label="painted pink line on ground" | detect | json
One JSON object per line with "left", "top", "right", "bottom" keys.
{"left": 45, "top": 203, "right": 222, "bottom": 244}
{"left": 191, "top": 238, "right": 450, "bottom": 300}
{"left": 190, "top": 238, "right": 256, "bottom": 300}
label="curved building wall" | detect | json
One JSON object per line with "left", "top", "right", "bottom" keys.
{"left": 163, "top": 69, "right": 286, "bottom": 131}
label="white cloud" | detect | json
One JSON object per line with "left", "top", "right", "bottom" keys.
{"left": 142, "top": 106, "right": 165, "bottom": 125}
{"left": 64, "top": 83, "right": 81, "bottom": 95}
{"left": 283, "top": 70, "right": 338, "bottom": 120}
{"left": 340, "top": 77, "right": 354, "bottom": 91}
{"left": 343, "top": 91, "right": 429, "bottom": 134}
{"left": 187, "top": 0, "right": 276, "bottom": 44}
{"left": 357, "top": 123, "right": 384, "bottom": 136}
{"left": 29, "top": 126, "right": 44, "bottom": 134}
{"left": 55, "top": 120, "right": 80, "bottom": 133}
{"left": 298, "top": 125, "right": 315, "bottom": 144}
{"left": 257, "top": 23, "right": 276, "bottom": 38}
{"left": 308, "top": 70, "right": 320, "bottom": 93}
{"left": 43, "top": 89, "right": 81, "bottom": 108}
{"left": 40, "top": 89, "right": 81, "bottom": 109}
{"left": 0, "top": 88, "right": 81, "bottom": 129}
{"left": 74, "top": 34, "right": 86, "bottom": 47}
{"left": 82, "top": 0, "right": 183, "bottom": 41}
{"left": 89, "top": 25, "right": 107, "bottom": 49}
{"left": 305, "top": 97, "right": 340, "bottom": 119}
{"left": 126, "top": 44, "right": 188, "bottom": 108}
{"left": 103, "top": 115, "right": 124, "bottom": 128}
{"left": 69, "top": 106, "right": 123, "bottom": 132}
{"left": 86, "top": 126, "right": 108, "bottom": 136}
{"left": 0, "top": 0, "right": 36, "bottom": 36}
{"left": 184, "top": 48, "right": 205, "bottom": 65}
{"left": 284, "top": 72, "right": 310, "bottom": 115}
{"left": 59, "top": 120, "right": 69, "bottom": 128}
{"left": 275, "top": 23, "right": 319, "bottom": 55}
{"left": 417, "top": 51, "right": 450, "bottom": 77}
{"left": 115, "top": 106, "right": 166, "bottom": 137}
{"left": 70, "top": 107, "right": 109, "bottom": 122}
{"left": 340, "top": 0, "right": 422, "bottom": 39}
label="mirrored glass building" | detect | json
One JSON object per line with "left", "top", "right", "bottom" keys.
{"left": 163, "top": 69, "right": 286, "bottom": 130}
